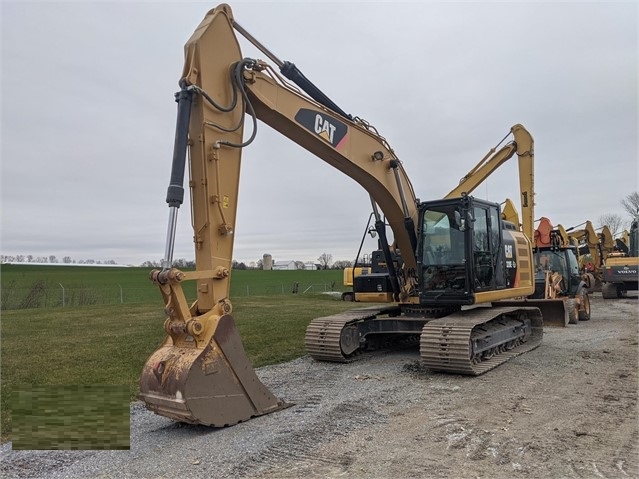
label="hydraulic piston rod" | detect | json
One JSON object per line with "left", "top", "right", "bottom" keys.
{"left": 161, "top": 86, "right": 194, "bottom": 270}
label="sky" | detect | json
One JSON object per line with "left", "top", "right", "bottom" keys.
{"left": 1, "top": 1, "right": 637, "bottom": 267}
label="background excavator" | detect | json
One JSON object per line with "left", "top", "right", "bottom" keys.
{"left": 341, "top": 126, "right": 590, "bottom": 327}
{"left": 616, "top": 228, "right": 631, "bottom": 253}
{"left": 527, "top": 217, "right": 593, "bottom": 324}
{"left": 562, "top": 220, "right": 606, "bottom": 290}
{"left": 139, "top": 3, "right": 548, "bottom": 428}
{"left": 341, "top": 125, "right": 538, "bottom": 305}
{"left": 339, "top": 212, "right": 400, "bottom": 303}
{"left": 600, "top": 215, "right": 639, "bottom": 298}
{"left": 563, "top": 218, "right": 638, "bottom": 298}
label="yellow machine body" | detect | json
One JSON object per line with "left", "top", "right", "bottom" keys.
{"left": 140, "top": 4, "right": 551, "bottom": 427}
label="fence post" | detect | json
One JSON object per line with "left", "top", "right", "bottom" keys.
{"left": 118, "top": 284, "right": 123, "bottom": 304}
{"left": 59, "top": 283, "right": 65, "bottom": 307}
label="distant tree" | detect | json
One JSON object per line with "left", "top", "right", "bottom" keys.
{"left": 317, "top": 253, "right": 332, "bottom": 270}
{"left": 621, "top": 191, "right": 639, "bottom": 218}
{"left": 16, "top": 255, "right": 25, "bottom": 263}
{"left": 232, "top": 260, "right": 247, "bottom": 270}
{"left": 173, "top": 258, "right": 188, "bottom": 268}
{"left": 49, "top": 255, "right": 58, "bottom": 263}
{"left": 256, "top": 259, "right": 263, "bottom": 270}
{"left": 332, "top": 260, "right": 353, "bottom": 269}
{"left": 63, "top": 256, "right": 72, "bottom": 264}
{"left": 294, "top": 261, "right": 305, "bottom": 270}
{"left": 598, "top": 213, "right": 624, "bottom": 236}
{"left": 26, "top": 255, "right": 32, "bottom": 263}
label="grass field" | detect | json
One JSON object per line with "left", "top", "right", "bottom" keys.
{"left": 12, "top": 385, "right": 130, "bottom": 450}
{"left": 0, "top": 265, "right": 363, "bottom": 443}
{"left": 1, "top": 264, "right": 346, "bottom": 309}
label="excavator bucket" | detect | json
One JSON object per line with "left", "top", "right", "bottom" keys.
{"left": 139, "top": 314, "right": 288, "bottom": 426}
{"left": 499, "top": 299, "right": 570, "bottom": 327}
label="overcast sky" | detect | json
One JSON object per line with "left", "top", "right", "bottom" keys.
{"left": 1, "top": 1, "right": 637, "bottom": 266}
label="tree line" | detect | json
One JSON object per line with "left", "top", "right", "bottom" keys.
{"left": 598, "top": 191, "right": 639, "bottom": 236}
{"left": 0, "top": 255, "right": 117, "bottom": 265}
{"left": 0, "top": 255, "right": 354, "bottom": 269}
{"left": 140, "top": 254, "right": 354, "bottom": 270}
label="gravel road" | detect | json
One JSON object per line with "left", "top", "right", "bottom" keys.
{"left": 1, "top": 293, "right": 637, "bottom": 479}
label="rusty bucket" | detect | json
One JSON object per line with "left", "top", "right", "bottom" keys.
{"left": 140, "top": 314, "right": 288, "bottom": 427}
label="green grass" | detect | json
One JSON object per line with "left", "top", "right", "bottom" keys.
{"left": 12, "top": 385, "right": 129, "bottom": 450}
{"left": 0, "top": 264, "right": 346, "bottom": 309}
{"left": 0, "top": 292, "right": 365, "bottom": 443}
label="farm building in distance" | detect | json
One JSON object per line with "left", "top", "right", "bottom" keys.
{"left": 263, "top": 254, "right": 317, "bottom": 271}
{"left": 270, "top": 260, "right": 318, "bottom": 271}
{"left": 272, "top": 260, "right": 297, "bottom": 270}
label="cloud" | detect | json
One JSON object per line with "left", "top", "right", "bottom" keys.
{"left": 2, "top": 1, "right": 637, "bottom": 266}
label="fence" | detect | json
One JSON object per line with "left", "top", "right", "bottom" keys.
{"left": 0, "top": 282, "right": 154, "bottom": 310}
{"left": 0, "top": 281, "right": 340, "bottom": 310}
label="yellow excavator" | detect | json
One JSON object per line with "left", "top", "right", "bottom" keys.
{"left": 140, "top": 4, "right": 547, "bottom": 428}
{"left": 342, "top": 124, "right": 536, "bottom": 304}
{"left": 601, "top": 215, "right": 639, "bottom": 298}
{"left": 340, "top": 125, "right": 586, "bottom": 327}
{"left": 525, "top": 217, "right": 594, "bottom": 324}
{"left": 560, "top": 220, "right": 637, "bottom": 298}
{"left": 561, "top": 220, "right": 609, "bottom": 291}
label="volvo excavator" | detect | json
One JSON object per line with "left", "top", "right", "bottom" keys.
{"left": 601, "top": 215, "right": 639, "bottom": 298}
{"left": 139, "top": 3, "right": 545, "bottom": 428}
{"left": 562, "top": 219, "right": 638, "bottom": 298}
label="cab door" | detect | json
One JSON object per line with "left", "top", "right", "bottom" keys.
{"left": 471, "top": 203, "right": 506, "bottom": 291}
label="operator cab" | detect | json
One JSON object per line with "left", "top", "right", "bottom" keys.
{"left": 417, "top": 196, "right": 510, "bottom": 306}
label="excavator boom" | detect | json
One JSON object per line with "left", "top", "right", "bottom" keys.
{"left": 445, "top": 124, "right": 534, "bottom": 239}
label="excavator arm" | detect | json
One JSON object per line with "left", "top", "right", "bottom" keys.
{"left": 184, "top": 4, "right": 418, "bottom": 284}
{"left": 564, "top": 221, "right": 604, "bottom": 271}
{"left": 444, "top": 124, "right": 535, "bottom": 239}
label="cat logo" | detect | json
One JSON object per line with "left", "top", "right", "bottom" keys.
{"left": 295, "top": 108, "right": 348, "bottom": 149}
{"left": 315, "top": 115, "right": 336, "bottom": 142}
{"left": 505, "top": 244, "right": 513, "bottom": 259}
